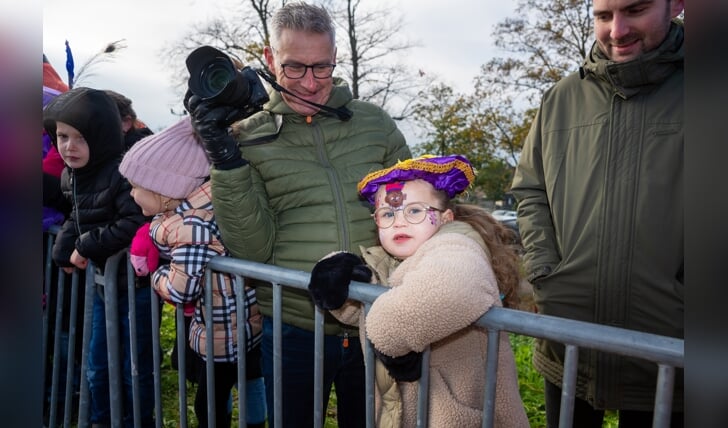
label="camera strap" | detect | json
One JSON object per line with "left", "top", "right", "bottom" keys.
{"left": 255, "top": 69, "right": 353, "bottom": 122}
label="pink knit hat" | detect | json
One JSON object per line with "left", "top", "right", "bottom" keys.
{"left": 119, "top": 116, "right": 210, "bottom": 199}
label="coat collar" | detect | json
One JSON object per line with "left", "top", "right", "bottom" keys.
{"left": 264, "top": 77, "right": 353, "bottom": 116}
{"left": 580, "top": 21, "right": 684, "bottom": 99}
{"left": 231, "top": 77, "right": 354, "bottom": 144}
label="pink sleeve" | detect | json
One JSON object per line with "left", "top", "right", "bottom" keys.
{"left": 43, "top": 145, "right": 65, "bottom": 177}
{"left": 130, "top": 223, "right": 160, "bottom": 276}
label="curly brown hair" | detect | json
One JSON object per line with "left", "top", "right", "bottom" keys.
{"left": 439, "top": 198, "right": 521, "bottom": 309}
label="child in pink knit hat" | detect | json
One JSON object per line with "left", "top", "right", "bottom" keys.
{"left": 119, "top": 117, "right": 266, "bottom": 428}
{"left": 308, "top": 154, "right": 529, "bottom": 428}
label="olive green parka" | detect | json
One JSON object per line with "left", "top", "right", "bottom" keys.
{"left": 510, "top": 23, "right": 684, "bottom": 410}
{"left": 210, "top": 78, "right": 411, "bottom": 334}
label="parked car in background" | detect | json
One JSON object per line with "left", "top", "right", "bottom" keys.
{"left": 491, "top": 209, "right": 517, "bottom": 222}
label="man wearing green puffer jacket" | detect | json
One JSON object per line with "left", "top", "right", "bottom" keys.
{"left": 511, "top": 0, "right": 684, "bottom": 427}
{"left": 185, "top": 3, "right": 410, "bottom": 427}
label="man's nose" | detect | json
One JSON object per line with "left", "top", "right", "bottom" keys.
{"left": 610, "top": 14, "right": 630, "bottom": 41}
{"left": 299, "top": 69, "right": 318, "bottom": 91}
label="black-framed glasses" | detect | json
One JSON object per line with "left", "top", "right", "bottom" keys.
{"left": 280, "top": 63, "right": 336, "bottom": 79}
{"left": 372, "top": 202, "right": 445, "bottom": 229}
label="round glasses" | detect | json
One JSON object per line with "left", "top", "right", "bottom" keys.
{"left": 280, "top": 63, "right": 336, "bottom": 79}
{"left": 372, "top": 202, "right": 445, "bottom": 229}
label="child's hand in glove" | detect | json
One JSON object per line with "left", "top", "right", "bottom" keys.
{"left": 308, "top": 252, "right": 372, "bottom": 310}
{"left": 130, "top": 223, "right": 160, "bottom": 276}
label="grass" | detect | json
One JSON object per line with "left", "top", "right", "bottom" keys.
{"left": 510, "top": 334, "right": 618, "bottom": 428}
{"left": 511, "top": 334, "right": 548, "bottom": 427}
{"left": 157, "top": 304, "right": 197, "bottom": 427}
{"left": 158, "top": 305, "right": 617, "bottom": 427}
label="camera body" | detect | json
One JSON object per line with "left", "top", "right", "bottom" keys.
{"left": 185, "top": 46, "right": 269, "bottom": 118}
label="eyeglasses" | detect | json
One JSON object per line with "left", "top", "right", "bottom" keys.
{"left": 280, "top": 63, "right": 336, "bottom": 79}
{"left": 372, "top": 202, "right": 445, "bottom": 229}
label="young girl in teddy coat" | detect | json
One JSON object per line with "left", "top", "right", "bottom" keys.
{"left": 308, "top": 154, "right": 529, "bottom": 427}
{"left": 119, "top": 117, "right": 266, "bottom": 428}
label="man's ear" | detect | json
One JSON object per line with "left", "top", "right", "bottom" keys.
{"left": 670, "top": 0, "right": 684, "bottom": 18}
{"left": 263, "top": 46, "right": 275, "bottom": 71}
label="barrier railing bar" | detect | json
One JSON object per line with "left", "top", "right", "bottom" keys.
{"left": 653, "top": 364, "right": 676, "bottom": 428}
{"left": 362, "top": 301, "right": 376, "bottom": 428}
{"left": 272, "top": 281, "right": 282, "bottom": 428}
{"left": 41, "top": 232, "right": 54, "bottom": 420}
{"left": 415, "top": 347, "right": 431, "bottom": 428}
{"left": 481, "top": 328, "right": 501, "bottom": 428}
{"left": 64, "top": 269, "right": 81, "bottom": 427}
{"left": 48, "top": 267, "right": 66, "bottom": 428}
{"left": 235, "top": 273, "right": 249, "bottom": 428}
{"left": 175, "top": 305, "right": 188, "bottom": 427}
{"left": 313, "top": 307, "right": 325, "bottom": 428}
{"left": 126, "top": 257, "right": 142, "bottom": 428}
{"left": 150, "top": 284, "right": 163, "bottom": 428}
{"left": 78, "top": 264, "right": 95, "bottom": 428}
{"left": 42, "top": 239, "right": 684, "bottom": 428}
{"left": 558, "top": 345, "right": 579, "bottom": 428}
{"left": 103, "top": 251, "right": 124, "bottom": 428}
{"left": 204, "top": 268, "right": 217, "bottom": 427}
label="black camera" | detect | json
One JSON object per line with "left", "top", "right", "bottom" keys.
{"left": 185, "top": 46, "right": 269, "bottom": 110}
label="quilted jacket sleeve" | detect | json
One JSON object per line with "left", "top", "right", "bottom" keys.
{"left": 209, "top": 165, "right": 275, "bottom": 263}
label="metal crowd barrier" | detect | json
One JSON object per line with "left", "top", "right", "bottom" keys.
{"left": 42, "top": 227, "right": 684, "bottom": 428}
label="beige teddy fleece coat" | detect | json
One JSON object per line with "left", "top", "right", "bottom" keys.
{"left": 332, "top": 221, "right": 529, "bottom": 427}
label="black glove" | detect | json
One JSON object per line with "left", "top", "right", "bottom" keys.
{"left": 374, "top": 348, "right": 423, "bottom": 382}
{"left": 308, "top": 252, "right": 372, "bottom": 310}
{"left": 186, "top": 93, "right": 247, "bottom": 170}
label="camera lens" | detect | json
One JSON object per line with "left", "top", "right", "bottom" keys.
{"left": 198, "top": 58, "right": 235, "bottom": 98}
{"left": 186, "top": 45, "right": 268, "bottom": 109}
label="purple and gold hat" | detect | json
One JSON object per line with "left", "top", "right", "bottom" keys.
{"left": 357, "top": 154, "right": 476, "bottom": 204}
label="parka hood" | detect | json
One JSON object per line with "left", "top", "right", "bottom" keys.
{"left": 43, "top": 87, "right": 124, "bottom": 174}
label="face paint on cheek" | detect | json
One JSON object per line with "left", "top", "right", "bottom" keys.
{"left": 427, "top": 210, "right": 438, "bottom": 225}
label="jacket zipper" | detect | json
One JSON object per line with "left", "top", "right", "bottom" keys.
{"left": 312, "top": 121, "right": 350, "bottom": 250}
{"left": 71, "top": 169, "right": 81, "bottom": 236}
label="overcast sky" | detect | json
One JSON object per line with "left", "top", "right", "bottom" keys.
{"left": 43, "top": 0, "right": 515, "bottom": 134}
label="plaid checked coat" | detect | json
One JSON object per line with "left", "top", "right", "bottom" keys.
{"left": 151, "top": 181, "right": 262, "bottom": 362}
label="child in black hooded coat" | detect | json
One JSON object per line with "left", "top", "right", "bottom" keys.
{"left": 43, "top": 87, "right": 155, "bottom": 427}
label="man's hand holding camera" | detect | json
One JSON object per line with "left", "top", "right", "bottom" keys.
{"left": 186, "top": 94, "right": 248, "bottom": 170}
{"left": 184, "top": 45, "right": 270, "bottom": 170}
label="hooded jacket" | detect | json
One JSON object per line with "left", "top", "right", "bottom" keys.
{"left": 210, "top": 78, "right": 411, "bottom": 334}
{"left": 330, "top": 222, "right": 529, "bottom": 427}
{"left": 43, "top": 87, "right": 146, "bottom": 269}
{"left": 510, "top": 23, "right": 684, "bottom": 410}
